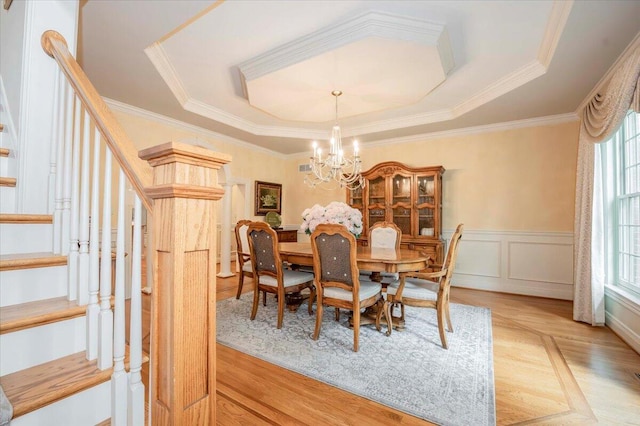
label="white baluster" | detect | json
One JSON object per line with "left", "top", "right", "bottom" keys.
{"left": 86, "top": 128, "right": 101, "bottom": 361}
{"left": 61, "top": 88, "right": 74, "bottom": 256}
{"left": 53, "top": 79, "right": 67, "bottom": 253}
{"left": 48, "top": 68, "right": 60, "bottom": 215}
{"left": 111, "top": 170, "right": 127, "bottom": 425}
{"left": 77, "top": 110, "right": 91, "bottom": 306}
{"left": 128, "top": 194, "right": 144, "bottom": 426}
{"left": 217, "top": 183, "right": 234, "bottom": 277}
{"left": 67, "top": 99, "right": 81, "bottom": 302}
{"left": 98, "top": 150, "right": 113, "bottom": 370}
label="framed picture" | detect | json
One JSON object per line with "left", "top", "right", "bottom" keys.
{"left": 255, "top": 181, "right": 282, "bottom": 215}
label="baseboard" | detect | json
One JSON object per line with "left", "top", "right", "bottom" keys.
{"left": 605, "top": 286, "right": 640, "bottom": 355}
{"left": 445, "top": 229, "right": 574, "bottom": 300}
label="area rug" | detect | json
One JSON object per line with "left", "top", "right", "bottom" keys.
{"left": 216, "top": 294, "right": 496, "bottom": 426}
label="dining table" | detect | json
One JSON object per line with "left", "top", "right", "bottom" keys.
{"left": 278, "top": 242, "right": 431, "bottom": 331}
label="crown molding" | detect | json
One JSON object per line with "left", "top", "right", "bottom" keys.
{"left": 104, "top": 98, "right": 286, "bottom": 158}
{"left": 144, "top": 3, "right": 574, "bottom": 141}
{"left": 106, "top": 96, "right": 577, "bottom": 161}
{"left": 290, "top": 112, "right": 578, "bottom": 159}
{"left": 148, "top": 47, "right": 556, "bottom": 140}
{"left": 452, "top": 60, "right": 548, "bottom": 118}
{"left": 238, "top": 10, "right": 451, "bottom": 82}
{"left": 346, "top": 60, "right": 548, "bottom": 136}
{"left": 183, "top": 98, "right": 328, "bottom": 140}
{"left": 538, "top": 0, "right": 574, "bottom": 67}
{"left": 144, "top": 42, "right": 189, "bottom": 105}
{"left": 367, "top": 112, "right": 579, "bottom": 148}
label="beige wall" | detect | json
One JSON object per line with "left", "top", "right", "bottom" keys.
{"left": 113, "top": 108, "right": 579, "bottom": 234}
{"left": 288, "top": 121, "right": 580, "bottom": 233}
{"left": 112, "top": 110, "right": 292, "bottom": 223}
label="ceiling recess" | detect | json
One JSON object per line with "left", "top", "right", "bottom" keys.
{"left": 237, "top": 11, "right": 454, "bottom": 123}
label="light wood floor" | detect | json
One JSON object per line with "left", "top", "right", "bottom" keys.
{"left": 209, "top": 267, "right": 640, "bottom": 425}
{"left": 140, "top": 264, "right": 639, "bottom": 424}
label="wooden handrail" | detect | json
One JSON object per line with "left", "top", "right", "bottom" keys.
{"left": 41, "top": 30, "right": 153, "bottom": 211}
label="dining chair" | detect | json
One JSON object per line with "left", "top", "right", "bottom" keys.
{"left": 386, "top": 223, "right": 464, "bottom": 349}
{"left": 310, "top": 223, "right": 389, "bottom": 352}
{"left": 360, "top": 221, "right": 402, "bottom": 284}
{"left": 234, "top": 220, "right": 253, "bottom": 299}
{"left": 247, "top": 221, "right": 315, "bottom": 329}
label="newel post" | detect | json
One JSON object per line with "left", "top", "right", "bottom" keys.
{"left": 139, "top": 142, "right": 231, "bottom": 425}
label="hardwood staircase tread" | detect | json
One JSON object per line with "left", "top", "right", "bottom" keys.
{"left": 0, "top": 296, "right": 86, "bottom": 334}
{"left": 0, "top": 351, "right": 112, "bottom": 418}
{"left": 0, "top": 214, "right": 53, "bottom": 224}
{"left": 0, "top": 348, "right": 147, "bottom": 419}
{"left": 0, "top": 252, "right": 67, "bottom": 271}
{"left": 0, "top": 148, "right": 8, "bottom": 157}
{"left": 0, "top": 177, "right": 16, "bottom": 187}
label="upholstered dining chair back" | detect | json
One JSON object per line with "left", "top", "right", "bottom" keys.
{"left": 249, "top": 225, "right": 279, "bottom": 276}
{"left": 237, "top": 221, "right": 251, "bottom": 257}
{"left": 234, "top": 220, "right": 253, "bottom": 299}
{"left": 246, "top": 221, "right": 315, "bottom": 329}
{"left": 314, "top": 229, "right": 356, "bottom": 287}
{"left": 362, "top": 221, "right": 402, "bottom": 283}
{"left": 369, "top": 221, "right": 401, "bottom": 250}
{"left": 311, "top": 224, "right": 388, "bottom": 351}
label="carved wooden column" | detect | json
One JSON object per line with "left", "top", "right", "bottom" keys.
{"left": 140, "top": 142, "right": 231, "bottom": 425}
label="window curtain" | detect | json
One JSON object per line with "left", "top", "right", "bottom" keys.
{"left": 574, "top": 46, "right": 640, "bottom": 325}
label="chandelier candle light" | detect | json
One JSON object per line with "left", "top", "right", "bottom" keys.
{"left": 305, "top": 90, "right": 365, "bottom": 190}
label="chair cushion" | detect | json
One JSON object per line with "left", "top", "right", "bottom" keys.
{"left": 359, "top": 270, "right": 399, "bottom": 283}
{"left": 387, "top": 278, "right": 439, "bottom": 300}
{"left": 359, "top": 269, "right": 374, "bottom": 278}
{"left": 259, "top": 269, "right": 314, "bottom": 288}
{"left": 297, "top": 265, "right": 315, "bottom": 274}
{"left": 324, "top": 280, "right": 382, "bottom": 301}
{"left": 381, "top": 272, "right": 400, "bottom": 280}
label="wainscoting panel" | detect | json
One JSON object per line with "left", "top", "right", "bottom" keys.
{"left": 508, "top": 241, "right": 573, "bottom": 284}
{"left": 447, "top": 229, "right": 574, "bottom": 300}
{"left": 455, "top": 239, "right": 501, "bottom": 278}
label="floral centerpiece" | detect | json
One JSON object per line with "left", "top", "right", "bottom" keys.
{"left": 300, "top": 201, "right": 363, "bottom": 238}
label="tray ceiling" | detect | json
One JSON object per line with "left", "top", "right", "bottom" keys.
{"left": 79, "top": 0, "right": 640, "bottom": 155}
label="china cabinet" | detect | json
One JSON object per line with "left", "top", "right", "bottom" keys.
{"left": 347, "top": 161, "right": 445, "bottom": 263}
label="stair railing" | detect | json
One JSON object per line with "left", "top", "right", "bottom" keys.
{"left": 41, "top": 30, "right": 228, "bottom": 425}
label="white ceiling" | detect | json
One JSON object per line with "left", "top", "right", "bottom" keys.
{"left": 79, "top": 0, "right": 640, "bottom": 155}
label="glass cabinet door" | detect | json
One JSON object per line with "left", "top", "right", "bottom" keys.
{"left": 367, "top": 176, "right": 386, "bottom": 227}
{"left": 416, "top": 174, "right": 436, "bottom": 237}
{"left": 347, "top": 186, "right": 364, "bottom": 218}
{"left": 391, "top": 174, "right": 412, "bottom": 235}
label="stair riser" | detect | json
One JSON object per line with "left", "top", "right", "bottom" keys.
{"left": 0, "top": 223, "right": 53, "bottom": 255}
{"left": 0, "top": 155, "right": 15, "bottom": 178}
{"left": 0, "top": 316, "right": 86, "bottom": 376}
{"left": 9, "top": 381, "right": 110, "bottom": 426}
{"left": 0, "top": 186, "right": 15, "bottom": 213}
{"left": 0, "top": 265, "right": 68, "bottom": 307}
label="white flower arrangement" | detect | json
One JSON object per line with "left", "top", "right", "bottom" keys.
{"left": 300, "top": 201, "right": 363, "bottom": 238}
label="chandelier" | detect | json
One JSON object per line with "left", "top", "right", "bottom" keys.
{"left": 304, "top": 90, "right": 365, "bottom": 190}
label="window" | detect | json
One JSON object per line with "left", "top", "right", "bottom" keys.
{"left": 601, "top": 110, "right": 640, "bottom": 295}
